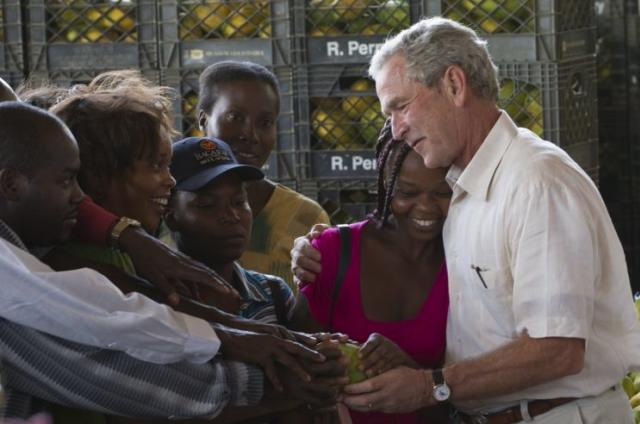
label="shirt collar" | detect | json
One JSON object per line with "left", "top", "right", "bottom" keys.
{"left": 0, "top": 219, "right": 27, "bottom": 250}
{"left": 232, "top": 262, "right": 270, "bottom": 304}
{"left": 446, "top": 112, "right": 518, "bottom": 201}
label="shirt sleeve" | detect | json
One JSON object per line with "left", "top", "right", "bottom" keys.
{"left": 300, "top": 227, "right": 340, "bottom": 328}
{"left": 71, "top": 196, "right": 118, "bottom": 245}
{"left": 510, "top": 171, "right": 597, "bottom": 340}
{"left": 0, "top": 239, "right": 220, "bottom": 365}
{"left": 276, "top": 277, "right": 296, "bottom": 321}
{"left": 0, "top": 318, "right": 263, "bottom": 420}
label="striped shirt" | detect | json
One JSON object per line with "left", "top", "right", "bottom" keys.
{"left": 0, "top": 318, "right": 262, "bottom": 419}
{"left": 0, "top": 219, "right": 264, "bottom": 419}
{"left": 233, "top": 263, "right": 295, "bottom": 324}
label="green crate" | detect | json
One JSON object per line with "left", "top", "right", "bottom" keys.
{"left": 424, "top": 0, "right": 596, "bottom": 61}
{"left": 158, "top": 1, "right": 291, "bottom": 69}
{"left": 26, "top": 0, "right": 158, "bottom": 72}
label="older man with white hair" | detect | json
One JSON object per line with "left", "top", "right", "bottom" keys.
{"left": 292, "top": 17, "right": 640, "bottom": 424}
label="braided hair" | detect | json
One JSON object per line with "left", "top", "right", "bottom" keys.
{"left": 371, "top": 119, "right": 412, "bottom": 228}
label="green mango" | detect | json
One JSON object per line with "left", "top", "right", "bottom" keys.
{"left": 623, "top": 374, "right": 636, "bottom": 398}
{"left": 338, "top": 342, "right": 368, "bottom": 383}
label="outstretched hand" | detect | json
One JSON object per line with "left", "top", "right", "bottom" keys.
{"left": 118, "top": 227, "right": 240, "bottom": 306}
{"left": 358, "top": 333, "right": 418, "bottom": 377}
{"left": 271, "top": 338, "right": 349, "bottom": 407}
{"left": 216, "top": 326, "right": 326, "bottom": 392}
{"left": 225, "top": 316, "right": 318, "bottom": 346}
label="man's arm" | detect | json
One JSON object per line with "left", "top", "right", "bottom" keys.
{"left": 341, "top": 333, "right": 584, "bottom": 413}
{"left": 44, "top": 248, "right": 308, "bottom": 345}
{"left": 0, "top": 239, "right": 220, "bottom": 365}
{"left": 71, "top": 196, "right": 238, "bottom": 305}
{"left": 442, "top": 333, "right": 584, "bottom": 402}
{"left": 0, "top": 318, "right": 263, "bottom": 419}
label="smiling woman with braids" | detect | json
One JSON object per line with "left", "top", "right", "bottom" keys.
{"left": 290, "top": 120, "right": 451, "bottom": 424}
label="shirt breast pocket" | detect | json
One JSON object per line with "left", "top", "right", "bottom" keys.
{"left": 468, "top": 264, "right": 515, "bottom": 337}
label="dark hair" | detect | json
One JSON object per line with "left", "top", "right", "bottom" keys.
{"left": 0, "top": 101, "right": 69, "bottom": 175}
{"left": 198, "top": 60, "right": 280, "bottom": 115}
{"left": 371, "top": 119, "right": 412, "bottom": 228}
{"left": 51, "top": 71, "right": 175, "bottom": 200}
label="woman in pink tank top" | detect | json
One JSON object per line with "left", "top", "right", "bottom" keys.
{"left": 291, "top": 122, "right": 451, "bottom": 424}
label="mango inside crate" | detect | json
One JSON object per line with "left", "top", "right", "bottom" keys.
{"left": 178, "top": 1, "right": 271, "bottom": 40}
{"left": 307, "top": 0, "right": 411, "bottom": 36}
{"left": 443, "top": 0, "right": 535, "bottom": 34}
{"left": 309, "top": 75, "right": 542, "bottom": 151}
{"left": 310, "top": 77, "right": 385, "bottom": 150}
{"left": 47, "top": 0, "right": 137, "bottom": 43}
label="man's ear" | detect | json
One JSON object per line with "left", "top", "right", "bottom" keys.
{"left": 442, "top": 65, "right": 467, "bottom": 107}
{"left": 198, "top": 110, "right": 208, "bottom": 132}
{"left": 0, "top": 168, "right": 28, "bottom": 201}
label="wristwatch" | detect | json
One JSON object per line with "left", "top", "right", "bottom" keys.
{"left": 110, "top": 217, "right": 141, "bottom": 248}
{"left": 431, "top": 368, "right": 451, "bottom": 402}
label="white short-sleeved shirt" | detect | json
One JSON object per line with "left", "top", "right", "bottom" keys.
{"left": 0, "top": 236, "right": 220, "bottom": 365}
{"left": 444, "top": 112, "right": 640, "bottom": 414}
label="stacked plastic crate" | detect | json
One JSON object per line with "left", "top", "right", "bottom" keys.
{"left": 157, "top": 1, "right": 295, "bottom": 182}
{"left": 293, "top": 1, "right": 419, "bottom": 223}
{"left": 0, "top": 0, "right": 24, "bottom": 88}
{"left": 23, "top": 0, "right": 158, "bottom": 90}
{"left": 426, "top": 1, "right": 598, "bottom": 179}
{"left": 298, "top": 0, "right": 598, "bottom": 224}
{"left": 596, "top": 0, "right": 640, "bottom": 288}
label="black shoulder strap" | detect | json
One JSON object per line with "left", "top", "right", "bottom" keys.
{"left": 268, "top": 280, "right": 289, "bottom": 327}
{"left": 327, "top": 224, "right": 351, "bottom": 332}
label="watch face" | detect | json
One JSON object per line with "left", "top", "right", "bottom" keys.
{"left": 433, "top": 384, "right": 451, "bottom": 402}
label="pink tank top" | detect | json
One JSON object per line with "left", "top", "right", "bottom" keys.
{"left": 301, "top": 220, "right": 449, "bottom": 424}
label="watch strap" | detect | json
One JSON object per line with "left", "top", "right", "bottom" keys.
{"left": 432, "top": 368, "right": 445, "bottom": 386}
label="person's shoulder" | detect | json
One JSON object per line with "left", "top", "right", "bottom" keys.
{"left": 269, "top": 184, "right": 330, "bottom": 225}
{"left": 273, "top": 184, "right": 325, "bottom": 212}
{"left": 242, "top": 268, "right": 292, "bottom": 294}
{"left": 505, "top": 129, "right": 590, "bottom": 189}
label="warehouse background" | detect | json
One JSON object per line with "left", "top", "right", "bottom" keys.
{"left": 0, "top": 0, "right": 637, "bottom": 288}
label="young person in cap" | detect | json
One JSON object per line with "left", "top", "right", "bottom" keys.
{"left": 167, "top": 136, "right": 290, "bottom": 325}
{"left": 166, "top": 136, "right": 349, "bottom": 422}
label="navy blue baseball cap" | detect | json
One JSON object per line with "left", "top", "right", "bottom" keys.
{"left": 171, "top": 136, "right": 264, "bottom": 192}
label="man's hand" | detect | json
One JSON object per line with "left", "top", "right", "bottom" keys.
{"left": 216, "top": 326, "right": 326, "bottom": 392}
{"left": 358, "top": 333, "right": 418, "bottom": 377}
{"left": 118, "top": 227, "right": 239, "bottom": 306}
{"left": 224, "top": 316, "right": 318, "bottom": 346}
{"left": 341, "top": 366, "right": 433, "bottom": 414}
{"left": 268, "top": 340, "right": 349, "bottom": 408}
{"left": 311, "top": 339, "right": 350, "bottom": 388}
{"left": 290, "top": 224, "right": 330, "bottom": 287}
